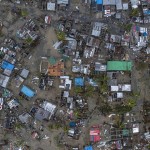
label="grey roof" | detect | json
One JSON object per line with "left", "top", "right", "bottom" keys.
{"left": 47, "top": 2, "right": 56, "bottom": 11}
{"left": 116, "top": 0, "right": 123, "bottom": 10}
{"left": 108, "top": 79, "right": 118, "bottom": 86}
{"left": 123, "top": 3, "right": 129, "bottom": 10}
{"left": 41, "top": 101, "right": 56, "bottom": 119}
{"left": 0, "top": 74, "right": 10, "bottom": 88}
{"left": 103, "top": 0, "right": 116, "bottom": 5}
{"left": 92, "top": 22, "right": 104, "bottom": 37}
{"left": 95, "top": 62, "right": 107, "bottom": 71}
{"left": 35, "top": 108, "right": 50, "bottom": 121}
{"left": 86, "top": 36, "right": 94, "bottom": 47}
{"left": 19, "top": 113, "right": 31, "bottom": 124}
{"left": 66, "top": 38, "right": 77, "bottom": 50}
{"left": 57, "top": 0, "right": 69, "bottom": 5}
{"left": 20, "top": 69, "right": 29, "bottom": 79}
{"left": 110, "top": 35, "right": 122, "bottom": 43}
{"left": 116, "top": 13, "right": 121, "bottom": 19}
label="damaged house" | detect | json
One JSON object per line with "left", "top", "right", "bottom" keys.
{"left": 132, "top": 25, "right": 148, "bottom": 50}
{"left": 33, "top": 101, "right": 56, "bottom": 121}
{"left": 17, "top": 19, "right": 38, "bottom": 43}
{"left": 91, "top": 22, "right": 107, "bottom": 37}
{"left": 40, "top": 57, "right": 64, "bottom": 77}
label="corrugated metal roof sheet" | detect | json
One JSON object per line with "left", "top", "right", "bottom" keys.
{"left": 96, "top": 0, "right": 102, "bottom": 4}
{"left": 103, "top": 0, "right": 116, "bottom": 5}
{"left": 107, "top": 61, "right": 132, "bottom": 71}
{"left": 21, "top": 85, "right": 35, "bottom": 98}
{"left": 57, "top": 0, "right": 69, "bottom": 4}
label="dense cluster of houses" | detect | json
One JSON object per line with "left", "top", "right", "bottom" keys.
{"left": 0, "top": 20, "right": 58, "bottom": 148}
{"left": 36, "top": 14, "right": 149, "bottom": 150}
{"left": 0, "top": 0, "right": 149, "bottom": 149}
{"left": 36, "top": 0, "right": 150, "bottom": 147}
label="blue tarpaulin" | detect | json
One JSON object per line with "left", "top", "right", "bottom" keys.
{"left": 69, "top": 122, "right": 76, "bottom": 127}
{"left": 96, "top": 0, "right": 102, "bottom": 4}
{"left": 1, "top": 61, "right": 14, "bottom": 71}
{"left": 144, "top": 10, "right": 150, "bottom": 15}
{"left": 75, "top": 77, "right": 84, "bottom": 86}
{"left": 84, "top": 146, "right": 93, "bottom": 150}
{"left": 21, "top": 85, "right": 35, "bottom": 98}
{"left": 143, "top": 32, "right": 148, "bottom": 36}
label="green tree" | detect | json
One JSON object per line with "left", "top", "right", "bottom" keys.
{"left": 63, "top": 126, "right": 69, "bottom": 133}
{"left": 124, "top": 24, "right": 132, "bottom": 32}
{"left": 21, "top": 9, "right": 28, "bottom": 17}
{"left": 130, "top": 8, "right": 139, "bottom": 17}
{"left": 94, "top": 74, "right": 109, "bottom": 94}
{"left": 98, "top": 102, "right": 112, "bottom": 115}
{"left": 131, "top": 91, "right": 140, "bottom": 98}
{"left": 84, "top": 85, "right": 95, "bottom": 97}
{"left": 115, "top": 115, "right": 125, "bottom": 129}
{"left": 25, "top": 37, "right": 33, "bottom": 45}
{"left": 74, "top": 87, "right": 83, "bottom": 94}
{"left": 127, "top": 99, "right": 136, "bottom": 107}
{"left": 15, "top": 122, "right": 24, "bottom": 130}
{"left": 115, "top": 105, "right": 132, "bottom": 114}
{"left": 56, "top": 31, "right": 65, "bottom": 41}
{"left": 147, "top": 144, "right": 150, "bottom": 149}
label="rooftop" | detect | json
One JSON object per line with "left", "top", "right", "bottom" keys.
{"left": 20, "top": 85, "right": 35, "bottom": 98}
{"left": 84, "top": 146, "right": 93, "bottom": 150}
{"left": 48, "top": 56, "right": 57, "bottom": 65}
{"left": 75, "top": 77, "right": 84, "bottom": 86}
{"left": 107, "top": 61, "right": 132, "bottom": 71}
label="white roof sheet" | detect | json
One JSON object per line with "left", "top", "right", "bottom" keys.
{"left": 42, "top": 101, "right": 56, "bottom": 116}
{"left": 47, "top": 2, "right": 56, "bottom": 11}
{"left": 111, "top": 86, "right": 119, "bottom": 91}
{"left": 123, "top": 3, "right": 128, "bottom": 10}
{"left": 131, "top": 0, "right": 138, "bottom": 8}
{"left": 45, "top": 16, "right": 51, "bottom": 24}
{"left": 133, "top": 124, "right": 139, "bottom": 133}
{"left": 121, "top": 84, "right": 131, "bottom": 91}
{"left": 117, "top": 92, "right": 123, "bottom": 98}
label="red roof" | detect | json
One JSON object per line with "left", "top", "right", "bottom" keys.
{"left": 90, "top": 129, "right": 100, "bottom": 135}
{"left": 90, "top": 127, "right": 101, "bottom": 142}
{"left": 45, "top": 16, "right": 51, "bottom": 24}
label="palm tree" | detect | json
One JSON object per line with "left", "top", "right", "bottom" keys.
{"left": 84, "top": 85, "right": 94, "bottom": 97}
{"left": 94, "top": 74, "right": 109, "bottom": 94}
